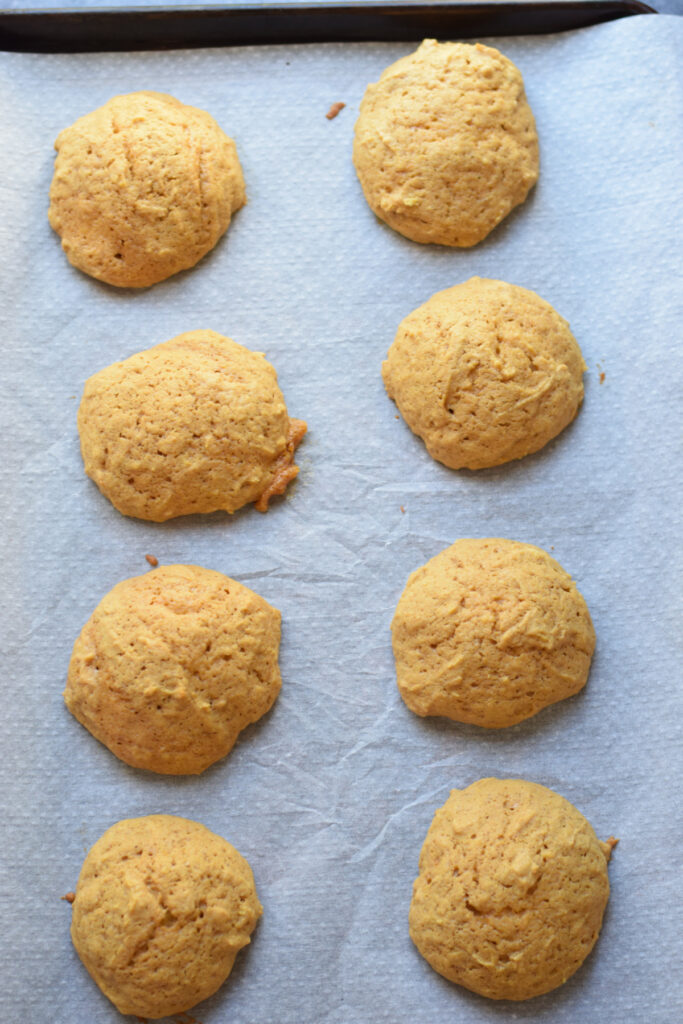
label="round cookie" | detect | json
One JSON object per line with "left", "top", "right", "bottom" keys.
{"left": 64, "top": 564, "right": 282, "bottom": 774}
{"left": 48, "top": 91, "right": 246, "bottom": 287}
{"left": 391, "top": 538, "right": 595, "bottom": 729}
{"left": 353, "top": 40, "right": 538, "bottom": 247}
{"left": 70, "top": 815, "right": 262, "bottom": 1018}
{"left": 383, "top": 278, "right": 585, "bottom": 470}
{"left": 410, "top": 778, "right": 614, "bottom": 1000}
{"left": 78, "top": 329, "right": 306, "bottom": 521}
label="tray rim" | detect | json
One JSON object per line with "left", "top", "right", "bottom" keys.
{"left": 0, "top": 0, "right": 658, "bottom": 55}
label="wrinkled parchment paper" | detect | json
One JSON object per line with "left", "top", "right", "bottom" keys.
{"left": 1, "top": 14, "right": 681, "bottom": 1023}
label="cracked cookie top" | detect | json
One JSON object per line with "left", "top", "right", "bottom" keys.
{"left": 391, "top": 538, "right": 595, "bottom": 729}
{"left": 410, "top": 778, "right": 613, "bottom": 1000}
{"left": 64, "top": 564, "right": 282, "bottom": 774}
{"left": 353, "top": 41, "right": 538, "bottom": 247}
{"left": 383, "top": 277, "right": 585, "bottom": 470}
{"left": 49, "top": 91, "right": 245, "bottom": 287}
{"left": 70, "top": 814, "right": 262, "bottom": 1018}
{"left": 77, "top": 330, "right": 306, "bottom": 522}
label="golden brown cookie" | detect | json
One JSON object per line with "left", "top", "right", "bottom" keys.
{"left": 391, "top": 538, "right": 595, "bottom": 728}
{"left": 71, "top": 814, "right": 262, "bottom": 1018}
{"left": 78, "top": 329, "right": 306, "bottom": 521}
{"left": 410, "top": 778, "right": 614, "bottom": 1001}
{"left": 48, "top": 91, "right": 245, "bottom": 287}
{"left": 64, "top": 564, "right": 282, "bottom": 774}
{"left": 383, "top": 278, "right": 585, "bottom": 470}
{"left": 353, "top": 40, "right": 538, "bottom": 246}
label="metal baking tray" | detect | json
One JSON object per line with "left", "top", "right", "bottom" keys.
{"left": 0, "top": 1, "right": 656, "bottom": 53}
{"left": 2, "top": 3, "right": 679, "bottom": 1024}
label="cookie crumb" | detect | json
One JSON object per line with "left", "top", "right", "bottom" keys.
{"left": 599, "top": 371, "right": 606, "bottom": 384}
{"left": 604, "top": 836, "right": 619, "bottom": 860}
{"left": 145, "top": 554, "right": 159, "bottom": 567}
{"left": 326, "top": 101, "right": 346, "bottom": 120}
{"left": 254, "top": 418, "right": 307, "bottom": 513}
{"left": 62, "top": 892, "right": 76, "bottom": 903}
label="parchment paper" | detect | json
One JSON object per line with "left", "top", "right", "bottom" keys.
{"left": 0, "top": 14, "right": 681, "bottom": 1023}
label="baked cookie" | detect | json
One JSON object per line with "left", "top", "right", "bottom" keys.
{"left": 70, "top": 815, "right": 261, "bottom": 1018}
{"left": 391, "top": 538, "right": 595, "bottom": 728}
{"left": 410, "top": 779, "right": 614, "bottom": 1000}
{"left": 78, "top": 329, "right": 306, "bottom": 521}
{"left": 383, "top": 278, "right": 585, "bottom": 470}
{"left": 49, "top": 91, "right": 245, "bottom": 287}
{"left": 64, "top": 564, "right": 282, "bottom": 774}
{"left": 353, "top": 40, "right": 538, "bottom": 246}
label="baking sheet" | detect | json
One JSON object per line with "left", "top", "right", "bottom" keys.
{"left": 1, "top": 13, "right": 681, "bottom": 1023}
{"left": 0, "top": 0, "right": 678, "bottom": 13}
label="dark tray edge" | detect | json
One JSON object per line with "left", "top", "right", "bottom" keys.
{"left": 0, "top": 1, "right": 657, "bottom": 53}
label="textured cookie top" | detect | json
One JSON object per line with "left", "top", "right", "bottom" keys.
{"left": 410, "top": 779, "right": 613, "bottom": 1001}
{"left": 353, "top": 40, "right": 538, "bottom": 246}
{"left": 383, "top": 278, "right": 585, "bottom": 470}
{"left": 71, "top": 815, "right": 262, "bottom": 1019}
{"left": 78, "top": 329, "right": 306, "bottom": 521}
{"left": 64, "top": 564, "right": 282, "bottom": 774}
{"left": 48, "top": 91, "right": 246, "bottom": 287}
{"left": 392, "top": 538, "right": 595, "bottom": 729}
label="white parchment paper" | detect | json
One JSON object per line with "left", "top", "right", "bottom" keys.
{"left": 0, "top": 14, "right": 681, "bottom": 1023}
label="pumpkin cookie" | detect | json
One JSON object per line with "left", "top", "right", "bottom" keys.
{"left": 64, "top": 564, "right": 282, "bottom": 774}
{"left": 410, "top": 778, "right": 614, "bottom": 1000}
{"left": 49, "top": 91, "right": 245, "bottom": 287}
{"left": 353, "top": 40, "right": 538, "bottom": 246}
{"left": 70, "top": 815, "right": 261, "bottom": 1018}
{"left": 78, "top": 329, "right": 306, "bottom": 521}
{"left": 391, "top": 538, "right": 595, "bottom": 728}
{"left": 383, "top": 278, "right": 585, "bottom": 470}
